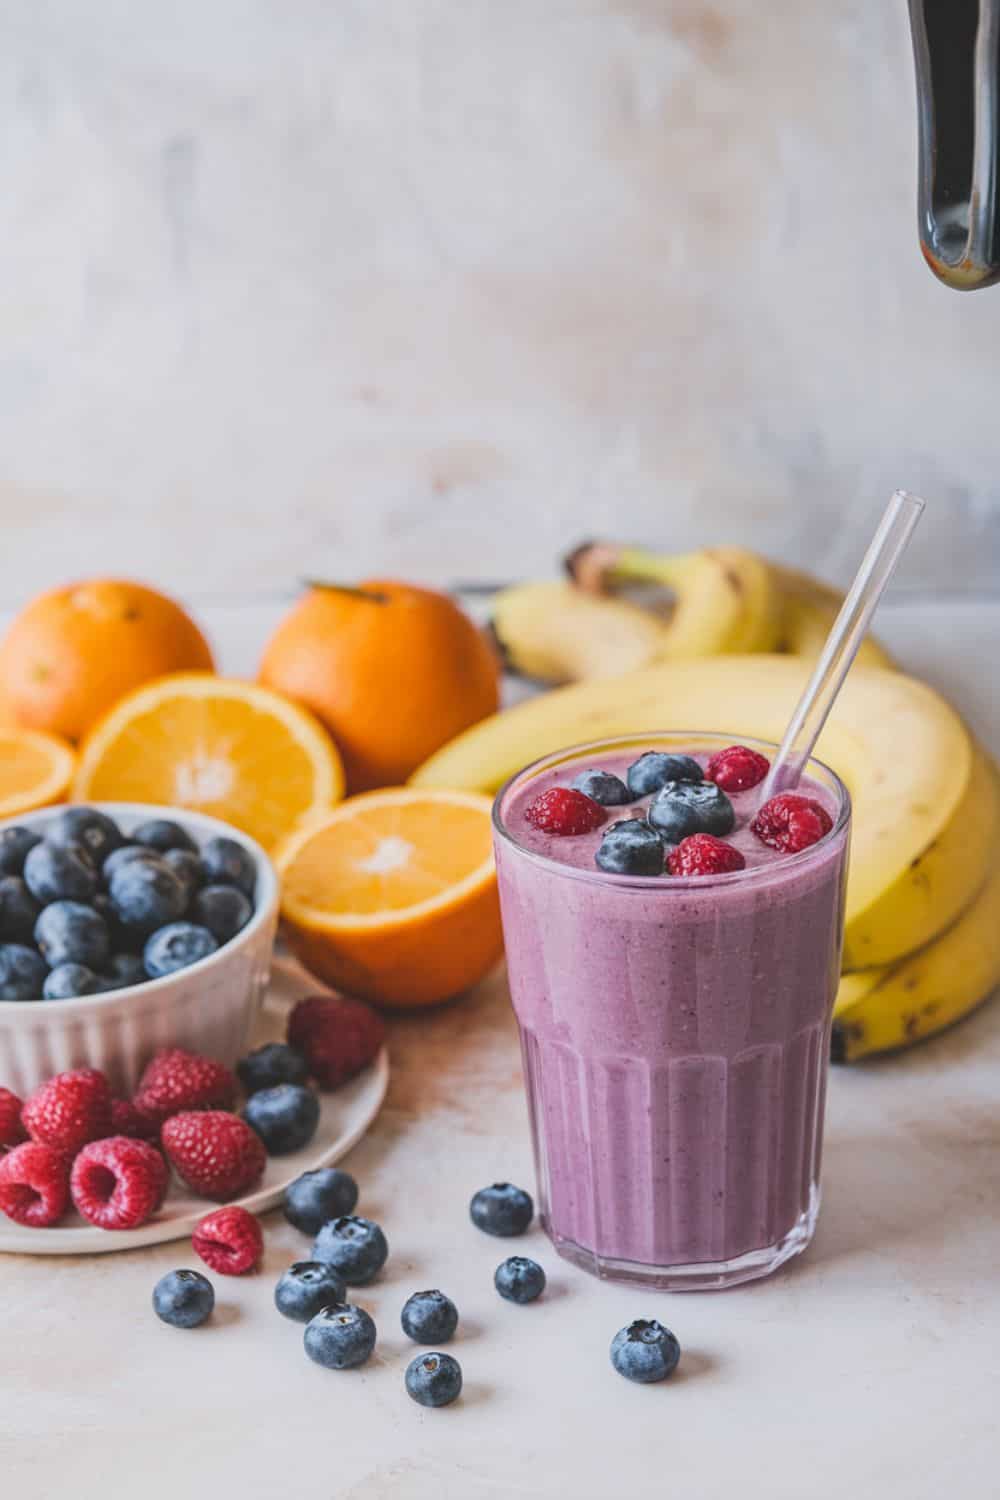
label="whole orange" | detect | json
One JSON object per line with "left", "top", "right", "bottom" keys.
{"left": 259, "top": 581, "right": 500, "bottom": 792}
{"left": 0, "top": 580, "right": 214, "bottom": 742}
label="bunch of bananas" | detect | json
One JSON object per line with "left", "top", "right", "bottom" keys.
{"left": 412, "top": 545, "right": 999, "bottom": 1062}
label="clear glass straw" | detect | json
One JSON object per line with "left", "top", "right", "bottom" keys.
{"left": 760, "top": 490, "right": 926, "bottom": 802}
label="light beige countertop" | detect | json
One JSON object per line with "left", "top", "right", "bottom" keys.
{"left": 4, "top": 597, "right": 999, "bottom": 1500}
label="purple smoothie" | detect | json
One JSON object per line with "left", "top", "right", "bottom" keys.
{"left": 493, "top": 734, "right": 850, "bottom": 1290}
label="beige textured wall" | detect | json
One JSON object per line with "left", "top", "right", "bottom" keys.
{"left": 0, "top": 0, "right": 998, "bottom": 603}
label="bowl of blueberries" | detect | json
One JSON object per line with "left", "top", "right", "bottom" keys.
{"left": 0, "top": 803, "right": 279, "bottom": 1096}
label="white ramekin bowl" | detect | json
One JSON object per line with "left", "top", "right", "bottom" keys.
{"left": 0, "top": 803, "right": 279, "bottom": 1097}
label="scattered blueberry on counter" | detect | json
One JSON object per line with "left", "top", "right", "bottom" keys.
{"left": 274, "top": 1262, "right": 347, "bottom": 1323}
{"left": 494, "top": 1255, "right": 546, "bottom": 1304}
{"left": 153, "top": 1269, "right": 215, "bottom": 1329}
{"left": 312, "top": 1215, "right": 389, "bottom": 1284}
{"left": 282, "top": 1167, "right": 359, "bottom": 1234}
{"left": 405, "top": 1352, "right": 463, "bottom": 1408}
{"left": 469, "top": 1182, "right": 534, "bottom": 1237}
{"left": 243, "top": 1083, "right": 319, "bottom": 1154}
{"left": 304, "top": 1303, "right": 377, "bottom": 1370}
{"left": 401, "top": 1289, "right": 459, "bottom": 1345}
{"left": 610, "top": 1320, "right": 681, "bottom": 1384}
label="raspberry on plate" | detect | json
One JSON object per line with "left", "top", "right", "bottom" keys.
{"left": 22, "top": 1067, "right": 113, "bottom": 1154}
{"left": 751, "top": 793, "right": 834, "bottom": 854}
{"left": 0, "top": 1141, "right": 71, "bottom": 1227}
{"left": 109, "top": 1098, "right": 160, "bottom": 1142}
{"left": 668, "top": 834, "right": 747, "bottom": 877}
{"left": 0, "top": 1087, "right": 26, "bottom": 1151}
{"left": 71, "top": 1136, "right": 168, "bottom": 1230}
{"left": 706, "top": 744, "right": 771, "bottom": 793}
{"left": 192, "top": 1205, "right": 263, "bottom": 1275}
{"left": 133, "top": 1047, "right": 237, "bottom": 1128}
{"left": 287, "top": 995, "right": 386, "bottom": 1090}
{"left": 523, "top": 787, "right": 607, "bottom": 837}
{"left": 161, "top": 1111, "right": 267, "bottom": 1201}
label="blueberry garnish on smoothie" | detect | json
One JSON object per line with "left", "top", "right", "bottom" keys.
{"left": 625, "top": 752, "right": 703, "bottom": 798}
{"left": 595, "top": 820, "right": 666, "bottom": 876}
{"left": 647, "top": 780, "right": 735, "bottom": 841}
{"left": 570, "top": 769, "right": 632, "bottom": 806}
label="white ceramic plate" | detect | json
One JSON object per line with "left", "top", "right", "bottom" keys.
{"left": 0, "top": 958, "right": 389, "bottom": 1255}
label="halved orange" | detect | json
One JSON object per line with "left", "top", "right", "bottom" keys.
{"left": 0, "top": 727, "right": 76, "bottom": 818}
{"left": 277, "top": 788, "right": 503, "bottom": 1008}
{"left": 73, "top": 673, "right": 344, "bottom": 852}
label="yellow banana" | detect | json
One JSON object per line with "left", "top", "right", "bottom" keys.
{"left": 489, "top": 582, "right": 669, "bottom": 683}
{"left": 772, "top": 563, "right": 895, "bottom": 670}
{"left": 411, "top": 654, "right": 992, "bottom": 969}
{"left": 832, "top": 858, "right": 1000, "bottom": 1060}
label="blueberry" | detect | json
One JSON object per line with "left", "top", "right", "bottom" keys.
{"left": 238, "top": 1042, "right": 309, "bottom": 1095}
{"left": 494, "top": 1255, "right": 546, "bottom": 1304}
{"left": 0, "top": 826, "right": 42, "bottom": 876}
{"left": 162, "top": 848, "right": 203, "bottom": 902}
{"left": 23, "top": 841, "right": 98, "bottom": 905}
{"left": 594, "top": 820, "right": 665, "bottom": 876}
{"left": 193, "top": 884, "right": 253, "bottom": 944}
{"left": 200, "top": 837, "right": 256, "bottom": 897}
{"left": 0, "top": 875, "right": 41, "bottom": 943}
{"left": 109, "top": 860, "right": 187, "bottom": 936}
{"left": 626, "top": 752, "right": 704, "bottom": 797}
{"left": 102, "top": 844, "right": 160, "bottom": 883}
{"left": 101, "top": 951, "right": 148, "bottom": 990}
{"left": 469, "top": 1182, "right": 534, "bottom": 1237}
{"left": 303, "top": 1303, "right": 377, "bottom": 1370}
{"left": 283, "top": 1168, "right": 359, "bottom": 1235}
{"left": 243, "top": 1084, "right": 319, "bottom": 1154}
{"left": 312, "top": 1216, "right": 388, "bottom": 1284}
{"left": 133, "top": 819, "right": 198, "bottom": 855}
{"left": 274, "top": 1261, "right": 347, "bottom": 1323}
{"left": 153, "top": 1269, "right": 215, "bottom": 1329}
{"left": 34, "top": 900, "right": 109, "bottom": 970}
{"left": 143, "top": 922, "right": 218, "bottom": 979}
{"left": 570, "top": 769, "right": 632, "bottom": 806}
{"left": 401, "top": 1290, "right": 459, "bottom": 1345}
{"left": 405, "top": 1352, "right": 463, "bottom": 1408}
{"left": 647, "top": 780, "right": 735, "bottom": 841}
{"left": 47, "top": 807, "right": 123, "bottom": 865}
{"left": 0, "top": 944, "right": 47, "bottom": 1000}
{"left": 610, "top": 1319, "right": 681, "bottom": 1383}
{"left": 43, "top": 962, "right": 103, "bottom": 999}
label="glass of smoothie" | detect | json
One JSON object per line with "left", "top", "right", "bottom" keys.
{"left": 492, "top": 732, "right": 851, "bottom": 1291}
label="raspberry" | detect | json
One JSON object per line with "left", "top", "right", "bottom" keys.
{"left": 192, "top": 1205, "right": 263, "bottom": 1275}
{"left": 0, "top": 1141, "right": 71, "bottom": 1227}
{"left": 161, "top": 1111, "right": 267, "bottom": 1201}
{"left": 706, "top": 745, "right": 770, "bottom": 793}
{"left": 523, "top": 787, "right": 607, "bottom": 837}
{"left": 22, "top": 1068, "right": 113, "bottom": 1154}
{"left": 0, "top": 1087, "right": 26, "bottom": 1151}
{"left": 668, "top": 834, "right": 747, "bottom": 877}
{"left": 71, "top": 1136, "right": 168, "bottom": 1230}
{"left": 110, "top": 1098, "right": 160, "bottom": 1142}
{"left": 751, "top": 793, "right": 834, "bottom": 854}
{"left": 287, "top": 995, "right": 386, "bottom": 1090}
{"left": 133, "top": 1047, "right": 237, "bottom": 1128}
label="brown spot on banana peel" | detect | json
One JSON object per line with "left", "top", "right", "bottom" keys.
{"left": 563, "top": 541, "right": 623, "bottom": 596}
